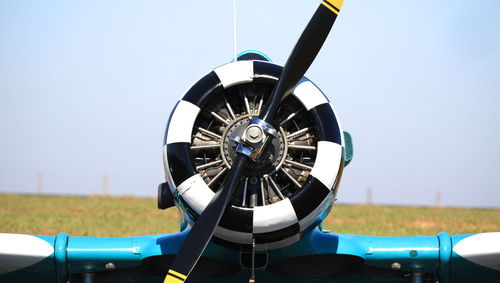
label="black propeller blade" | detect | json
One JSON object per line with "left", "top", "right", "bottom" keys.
{"left": 260, "top": 0, "right": 344, "bottom": 122}
{"left": 165, "top": 1, "right": 344, "bottom": 282}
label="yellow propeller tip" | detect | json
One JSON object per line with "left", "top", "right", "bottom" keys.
{"left": 322, "top": 0, "right": 344, "bottom": 14}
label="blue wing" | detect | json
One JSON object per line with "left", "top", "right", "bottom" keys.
{"left": 1, "top": 229, "right": 499, "bottom": 282}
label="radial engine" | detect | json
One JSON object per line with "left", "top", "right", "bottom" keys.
{"left": 159, "top": 52, "right": 353, "bottom": 251}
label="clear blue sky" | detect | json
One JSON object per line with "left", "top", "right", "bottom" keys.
{"left": 1, "top": 0, "right": 499, "bottom": 207}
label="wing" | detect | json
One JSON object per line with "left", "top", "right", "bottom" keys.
{"left": 0, "top": 231, "right": 191, "bottom": 283}
{"left": 1, "top": 229, "right": 500, "bottom": 282}
{"left": 261, "top": 229, "right": 500, "bottom": 282}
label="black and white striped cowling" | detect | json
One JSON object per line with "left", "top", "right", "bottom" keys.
{"left": 163, "top": 60, "right": 344, "bottom": 251}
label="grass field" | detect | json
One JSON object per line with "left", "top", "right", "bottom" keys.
{"left": 1, "top": 193, "right": 499, "bottom": 237}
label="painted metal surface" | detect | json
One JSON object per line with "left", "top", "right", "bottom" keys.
{"left": 0, "top": 234, "right": 57, "bottom": 282}
{"left": 233, "top": 50, "right": 272, "bottom": 62}
{"left": 0, "top": 233, "right": 53, "bottom": 275}
{"left": 448, "top": 232, "right": 500, "bottom": 282}
{"left": 54, "top": 232, "right": 68, "bottom": 283}
{"left": 1, "top": 229, "right": 500, "bottom": 282}
{"left": 453, "top": 232, "right": 500, "bottom": 271}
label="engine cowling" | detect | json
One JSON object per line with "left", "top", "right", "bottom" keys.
{"left": 162, "top": 57, "right": 345, "bottom": 250}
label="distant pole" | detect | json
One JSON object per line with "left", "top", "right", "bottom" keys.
{"left": 367, "top": 187, "right": 373, "bottom": 205}
{"left": 103, "top": 175, "right": 110, "bottom": 195}
{"left": 37, "top": 172, "right": 43, "bottom": 194}
{"left": 435, "top": 191, "right": 441, "bottom": 208}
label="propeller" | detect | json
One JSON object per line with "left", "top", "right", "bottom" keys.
{"left": 259, "top": 0, "right": 344, "bottom": 123}
{"left": 165, "top": 1, "right": 344, "bottom": 282}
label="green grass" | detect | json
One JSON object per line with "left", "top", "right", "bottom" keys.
{"left": 1, "top": 193, "right": 499, "bottom": 237}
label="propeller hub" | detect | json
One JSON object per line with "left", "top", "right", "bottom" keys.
{"left": 221, "top": 115, "right": 287, "bottom": 177}
{"left": 245, "top": 125, "right": 264, "bottom": 144}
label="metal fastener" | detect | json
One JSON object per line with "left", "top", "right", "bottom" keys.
{"left": 391, "top": 262, "right": 401, "bottom": 270}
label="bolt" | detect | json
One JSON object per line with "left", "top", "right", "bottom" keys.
{"left": 105, "top": 262, "right": 116, "bottom": 270}
{"left": 246, "top": 125, "right": 263, "bottom": 141}
{"left": 391, "top": 262, "right": 401, "bottom": 270}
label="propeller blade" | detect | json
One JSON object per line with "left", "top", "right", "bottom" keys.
{"left": 165, "top": 155, "right": 248, "bottom": 282}
{"left": 165, "top": 1, "right": 344, "bottom": 282}
{"left": 260, "top": 0, "right": 344, "bottom": 122}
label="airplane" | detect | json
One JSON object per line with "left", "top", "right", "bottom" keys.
{"left": 1, "top": 1, "right": 500, "bottom": 282}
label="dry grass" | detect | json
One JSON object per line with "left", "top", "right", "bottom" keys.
{"left": 1, "top": 194, "right": 499, "bottom": 237}
{"left": 324, "top": 204, "right": 500, "bottom": 236}
{"left": 0, "top": 194, "right": 179, "bottom": 236}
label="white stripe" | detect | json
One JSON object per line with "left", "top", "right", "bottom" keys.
{"left": 253, "top": 199, "right": 298, "bottom": 234}
{"left": 177, "top": 174, "right": 214, "bottom": 215}
{"left": 454, "top": 232, "right": 500, "bottom": 271}
{"left": 166, "top": 100, "right": 200, "bottom": 144}
{"left": 310, "top": 141, "right": 343, "bottom": 190}
{"left": 67, "top": 248, "right": 140, "bottom": 253}
{"left": 372, "top": 247, "right": 439, "bottom": 252}
{"left": 214, "top": 226, "right": 252, "bottom": 245}
{"left": 213, "top": 61, "right": 253, "bottom": 88}
{"left": 292, "top": 77, "right": 329, "bottom": 111}
{"left": 255, "top": 234, "right": 300, "bottom": 251}
{"left": 0, "top": 234, "right": 53, "bottom": 275}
